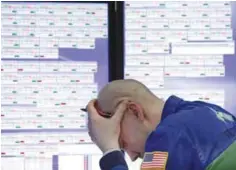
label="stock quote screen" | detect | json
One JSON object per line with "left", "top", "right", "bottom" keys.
{"left": 1, "top": 2, "right": 109, "bottom": 170}
{"left": 124, "top": 1, "right": 236, "bottom": 115}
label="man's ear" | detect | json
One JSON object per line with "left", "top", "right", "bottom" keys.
{"left": 127, "top": 102, "right": 145, "bottom": 121}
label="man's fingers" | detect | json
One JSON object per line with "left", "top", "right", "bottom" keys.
{"left": 87, "top": 99, "right": 127, "bottom": 122}
{"left": 112, "top": 100, "right": 128, "bottom": 122}
{"left": 86, "top": 99, "right": 99, "bottom": 119}
{"left": 86, "top": 99, "right": 97, "bottom": 111}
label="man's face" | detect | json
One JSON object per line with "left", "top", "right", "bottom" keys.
{"left": 118, "top": 102, "right": 149, "bottom": 161}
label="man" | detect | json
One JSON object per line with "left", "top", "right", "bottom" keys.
{"left": 86, "top": 79, "right": 236, "bottom": 170}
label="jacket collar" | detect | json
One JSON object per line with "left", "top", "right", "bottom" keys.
{"left": 161, "top": 95, "right": 184, "bottom": 121}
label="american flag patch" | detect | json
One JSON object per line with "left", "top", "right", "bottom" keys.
{"left": 141, "top": 151, "right": 168, "bottom": 170}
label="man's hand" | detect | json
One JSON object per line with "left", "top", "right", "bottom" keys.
{"left": 86, "top": 99, "right": 127, "bottom": 153}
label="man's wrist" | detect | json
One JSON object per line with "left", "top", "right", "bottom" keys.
{"left": 101, "top": 143, "right": 120, "bottom": 153}
{"left": 103, "top": 148, "right": 121, "bottom": 156}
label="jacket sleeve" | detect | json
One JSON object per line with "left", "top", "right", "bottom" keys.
{"left": 99, "top": 150, "right": 128, "bottom": 170}
{"left": 144, "top": 124, "right": 201, "bottom": 170}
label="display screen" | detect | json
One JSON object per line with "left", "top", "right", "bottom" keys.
{"left": 124, "top": 1, "right": 236, "bottom": 116}
{"left": 1, "top": 2, "right": 109, "bottom": 170}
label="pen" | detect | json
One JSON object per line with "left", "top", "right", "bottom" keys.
{"left": 81, "top": 108, "right": 87, "bottom": 112}
{"left": 80, "top": 108, "right": 112, "bottom": 118}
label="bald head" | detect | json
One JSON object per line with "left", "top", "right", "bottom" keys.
{"left": 97, "top": 79, "right": 165, "bottom": 148}
{"left": 97, "top": 79, "right": 159, "bottom": 114}
{"left": 95, "top": 80, "right": 164, "bottom": 158}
